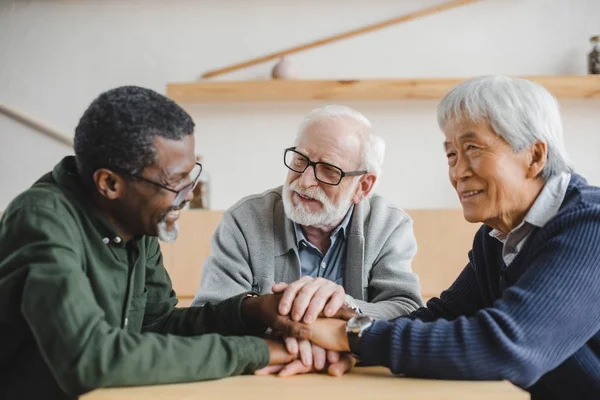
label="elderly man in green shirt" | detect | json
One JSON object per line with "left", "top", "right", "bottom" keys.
{"left": 0, "top": 86, "right": 352, "bottom": 399}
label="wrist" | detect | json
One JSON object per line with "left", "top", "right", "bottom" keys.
{"left": 339, "top": 321, "right": 351, "bottom": 352}
{"left": 346, "top": 316, "right": 375, "bottom": 357}
{"left": 241, "top": 294, "right": 262, "bottom": 328}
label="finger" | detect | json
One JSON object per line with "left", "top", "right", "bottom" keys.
{"left": 327, "top": 354, "right": 356, "bottom": 377}
{"left": 327, "top": 350, "right": 340, "bottom": 364}
{"left": 303, "top": 282, "right": 340, "bottom": 323}
{"left": 278, "top": 276, "right": 314, "bottom": 316}
{"left": 255, "top": 365, "right": 285, "bottom": 376}
{"left": 272, "top": 282, "right": 288, "bottom": 293}
{"left": 323, "top": 285, "right": 346, "bottom": 317}
{"left": 299, "top": 339, "right": 313, "bottom": 367}
{"left": 312, "top": 344, "right": 326, "bottom": 371}
{"left": 291, "top": 278, "right": 327, "bottom": 321}
{"left": 271, "top": 316, "right": 310, "bottom": 339}
{"left": 278, "top": 360, "right": 312, "bottom": 378}
{"left": 285, "top": 337, "right": 299, "bottom": 355}
{"left": 265, "top": 338, "right": 298, "bottom": 365}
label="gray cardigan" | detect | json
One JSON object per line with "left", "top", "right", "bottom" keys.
{"left": 192, "top": 187, "right": 424, "bottom": 320}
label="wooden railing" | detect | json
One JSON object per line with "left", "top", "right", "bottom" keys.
{"left": 0, "top": 104, "right": 73, "bottom": 147}
{"left": 201, "top": 0, "right": 481, "bottom": 78}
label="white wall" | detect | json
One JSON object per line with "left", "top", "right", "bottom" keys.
{"left": 1, "top": 0, "right": 599, "bottom": 210}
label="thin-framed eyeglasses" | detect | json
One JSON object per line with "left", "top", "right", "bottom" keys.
{"left": 119, "top": 162, "right": 203, "bottom": 207}
{"left": 283, "top": 147, "right": 367, "bottom": 186}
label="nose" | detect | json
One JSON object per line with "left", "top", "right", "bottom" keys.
{"left": 450, "top": 154, "right": 472, "bottom": 184}
{"left": 297, "top": 165, "right": 319, "bottom": 188}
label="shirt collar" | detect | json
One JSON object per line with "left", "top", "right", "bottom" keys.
{"left": 293, "top": 203, "right": 355, "bottom": 247}
{"left": 47, "top": 156, "right": 128, "bottom": 247}
{"left": 489, "top": 172, "right": 571, "bottom": 241}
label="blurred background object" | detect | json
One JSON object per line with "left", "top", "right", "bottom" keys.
{"left": 189, "top": 154, "right": 210, "bottom": 209}
{"left": 589, "top": 36, "right": 600, "bottom": 74}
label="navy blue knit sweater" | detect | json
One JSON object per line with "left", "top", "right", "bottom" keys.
{"left": 360, "top": 174, "right": 600, "bottom": 399}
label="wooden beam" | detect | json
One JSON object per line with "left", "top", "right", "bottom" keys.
{"left": 167, "top": 75, "right": 600, "bottom": 103}
{"left": 201, "top": 0, "right": 481, "bottom": 79}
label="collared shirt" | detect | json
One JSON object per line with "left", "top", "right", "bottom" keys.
{"left": 489, "top": 172, "right": 571, "bottom": 266}
{"left": 0, "top": 156, "right": 269, "bottom": 398}
{"left": 293, "top": 204, "right": 354, "bottom": 286}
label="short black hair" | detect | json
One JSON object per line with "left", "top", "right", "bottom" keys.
{"left": 74, "top": 86, "right": 195, "bottom": 187}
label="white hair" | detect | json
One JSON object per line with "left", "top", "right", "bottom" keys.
{"left": 295, "top": 105, "right": 386, "bottom": 178}
{"left": 437, "top": 75, "right": 573, "bottom": 179}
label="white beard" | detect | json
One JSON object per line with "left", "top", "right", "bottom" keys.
{"left": 282, "top": 179, "right": 357, "bottom": 229}
{"left": 157, "top": 220, "right": 179, "bottom": 242}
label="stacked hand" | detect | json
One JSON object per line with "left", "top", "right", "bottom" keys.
{"left": 251, "top": 277, "right": 358, "bottom": 377}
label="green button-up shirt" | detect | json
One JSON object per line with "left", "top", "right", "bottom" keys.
{"left": 0, "top": 156, "right": 269, "bottom": 399}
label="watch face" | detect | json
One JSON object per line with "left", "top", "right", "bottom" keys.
{"left": 347, "top": 316, "right": 373, "bottom": 333}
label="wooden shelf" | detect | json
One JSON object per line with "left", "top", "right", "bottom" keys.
{"left": 167, "top": 75, "right": 600, "bottom": 103}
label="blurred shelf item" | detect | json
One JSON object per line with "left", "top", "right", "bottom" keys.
{"left": 167, "top": 75, "right": 600, "bottom": 103}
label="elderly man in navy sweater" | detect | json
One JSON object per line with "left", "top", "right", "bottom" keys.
{"left": 271, "top": 76, "right": 600, "bottom": 399}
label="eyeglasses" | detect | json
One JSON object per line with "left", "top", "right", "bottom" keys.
{"left": 120, "top": 162, "right": 203, "bottom": 207}
{"left": 283, "top": 147, "right": 367, "bottom": 186}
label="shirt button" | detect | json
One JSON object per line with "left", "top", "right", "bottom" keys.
{"left": 320, "top": 262, "right": 326, "bottom": 269}
{"left": 102, "top": 238, "right": 110, "bottom": 244}
{"left": 114, "top": 236, "right": 122, "bottom": 244}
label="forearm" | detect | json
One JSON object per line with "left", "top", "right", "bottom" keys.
{"left": 24, "top": 279, "right": 269, "bottom": 395}
{"left": 354, "top": 297, "right": 421, "bottom": 320}
{"left": 358, "top": 314, "right": 544, "bottom": 387}
{"left": 22, "top": 258, "right": 269, "bottom": 395}
{"left": 75, "top": 330, "right": 269, "bottom": 394}
{"left": 145, "top": 293, "right": 265, "bottom": 337}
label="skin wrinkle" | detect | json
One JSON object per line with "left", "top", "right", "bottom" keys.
{"left": 443, "top": 118, "right": 546, "bottom": 234}
{"left": 282, "top": 117, "right": 374, "bottom": 236}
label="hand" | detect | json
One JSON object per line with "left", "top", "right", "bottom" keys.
{"left": 264, "top": 338, "right": 299, "bottom": 366}
{"left": 273, "top": 277, "right": 347, "bottom": 323}
{"left": 265, "top": 336, "right": 317, "bottom": 367}
{"left": 305, "top": 318, "right": 350, "bottom": 353}
{"left": 242, "top": 293, "right": 310, "bottom": 339}
{"left": 256, "top": 342, "right": 355, "bottom": 377}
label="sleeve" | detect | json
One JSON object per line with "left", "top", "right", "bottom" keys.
{"left": 359, "top": 210, "right": 600, "bottom": 389}
{"left": 141, "top": 236, "right": 265, "bottom": 337}
{"left": 192, "top": 211, "right": 254, "bottom": 306}
{"left": 7, "top": 206, "right": 269, "bottom": 396}
{"left": 356, "top": 216, "right": 425, "bottom": 320}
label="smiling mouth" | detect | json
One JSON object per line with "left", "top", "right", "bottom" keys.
{"left": 161, "top": 206, "right": 184, "bottom": 223}
{"left": 461, "top": 190, "right": 483, "bottom": 199}
{"left": 295, "top": 192, "right": 318, "bottom": 202}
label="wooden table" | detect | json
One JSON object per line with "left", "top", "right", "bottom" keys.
{"left": 82, "top": 367, "right": 528, "bottom": 400}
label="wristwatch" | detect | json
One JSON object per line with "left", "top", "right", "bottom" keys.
{"left": 346, "top": 315, "right": 375, "bottom": 357}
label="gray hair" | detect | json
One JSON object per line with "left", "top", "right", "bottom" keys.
{"left": 437, "top": 75, "right": 573, "bottom": 179}
{"left": 295, "top": 105, "right": 386, "bottom": 179}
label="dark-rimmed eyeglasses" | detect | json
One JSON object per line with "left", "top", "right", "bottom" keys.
{"left": 119, "top": 162, "right": 202, "bottom": 207}
{"left": 283, "top": 147, "right": 366, "bottom": 186}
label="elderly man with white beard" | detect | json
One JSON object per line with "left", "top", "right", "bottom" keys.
{"left": 192, "top": 105, "right": 424, "bottom": 376}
